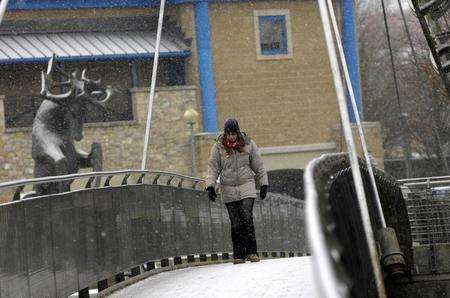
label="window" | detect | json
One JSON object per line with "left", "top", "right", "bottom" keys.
{"left": 3, "top": 96, "right": 41, "bottom": 129}
{"left": 254, "top": 10, "right": 293, "bottom": 60}
{"left": 259, "top": 16, "right": 287, "bottom": 54}
{"left": 1, "top": 61, "right": 139, "bottom": 130}
{"left": 3, "top": 91, "right": 134, "bottom": 129}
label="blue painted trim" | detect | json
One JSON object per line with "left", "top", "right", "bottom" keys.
{"left": 194, "top": 1, "right": 218, "bottom": 133}
{"left": 0, "top": 51, "right": 191, "bottom": 64}
{"left": 172, "top": 0, "right": 251, "bottom": 4}
{"left": 130, "top": 60, "right": 139, "bottom": 88}
{"left": 7, "top": 0, "right": 252, "bottom": 10}
{"left": 8, "top": 0, "right": 157, "bottom": 10}
{"left": 342, "top": 0, "right": 363, "bottom": 122}
{"left": 258, "top": 15, "right": 288, "bottom": 56}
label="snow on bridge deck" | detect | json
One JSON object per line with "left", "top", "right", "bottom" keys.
{"left": 109, "top": 257, "right": 315, "bottom": 297}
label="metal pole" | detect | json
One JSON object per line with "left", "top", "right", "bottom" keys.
{"left": 141, "top": 0, "right": 166, "bottom": 170}
{"left": 189, "top": 123, "right": 198, "bottom": 177}
{"left": 326, "top": 0, "right": 386, "bottom": 228}
{"left": 0, "top": 0, "right": 9, "bottom": 25}
{"left": 317, "top": 0, "right": 386, "bottom": 295}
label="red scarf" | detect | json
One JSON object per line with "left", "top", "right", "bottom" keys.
{"left": 225, "top": 140, "right": 238, "bottom": 150}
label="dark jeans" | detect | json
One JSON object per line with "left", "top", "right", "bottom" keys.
{"left": 225, "top": 198, "right": 257, "bottom": 260}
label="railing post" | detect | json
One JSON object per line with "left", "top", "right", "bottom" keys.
{"left": 115, "top": 272, "right": 125, "bottom": 283}
{"left": 130, "top": 266, "right": 141, "bottom": 277}
{"left": 145, "top": 261, "right": 155, "bottom": 271}
{"left": 78, "top": 287, "right": 89, "bottom": 298}
{"left": 97, "top": 279, "right": 108, "bottom": 292}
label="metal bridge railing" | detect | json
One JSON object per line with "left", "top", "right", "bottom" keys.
{"left": 0, "top": 169, "right": 205, "bottom": 202}
{"left": 0, "top": 170, "right": 307, "bottom": 298}
{"left": 305, "top": 153, "right": 413, "bottom": 298}
{"left": 399, "top": 176, "right": 450, "bottom": 245}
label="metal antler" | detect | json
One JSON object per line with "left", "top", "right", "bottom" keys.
{"left": 90, "top": 87, "right": 112, "bottom": 104}
{"left": 40, "top": 55, "right": 73, "bottom": 100}
{"left": 40, "top": 71, "right": 73, "bottom": 99}
{"left": 81, "top": 69, "right": 101, "bottom": 85}
{"left": 81, "top": 69, "right": 113, "bottom": 106}
{"left": 40, "top": 55, "right": 113, "bottom": 104}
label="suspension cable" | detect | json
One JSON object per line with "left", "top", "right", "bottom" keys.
{"left": 380, "top": 0, "right": 413, "bottom": 178}
{"left": 397, "top": 0, "right": 420, "bottom": 65}
{"left": 0, "top": 0, "right": 9, "bottom": 25}
{"left": 141, "top": 0, "right": 167, "bottom": 170}
{"left": 326, "top": 0, "right": 386, "bottom": 228}
{"left": 443, "top": 10, "right": 450, "bottom": 31}
{"left": 317, "top": 0, "right": 386, "bottom": 295}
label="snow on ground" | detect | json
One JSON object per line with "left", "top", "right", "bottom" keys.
{"left": 109, "top": 257, "right": 316, "bottom": 298}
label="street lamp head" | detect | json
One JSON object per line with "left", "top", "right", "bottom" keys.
{"left": 183, "top": 108, "right": 199, "bottom": 125}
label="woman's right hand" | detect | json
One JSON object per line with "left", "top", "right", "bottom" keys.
{"left": 260, "top": 185, "right": 268, "bottom": 200}
{"left": 206, "top": 186, "right": 217, "bottom": 202}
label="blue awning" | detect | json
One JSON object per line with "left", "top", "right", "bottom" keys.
{"left": 0, "top": 31, "right": 190, "bottom": 64}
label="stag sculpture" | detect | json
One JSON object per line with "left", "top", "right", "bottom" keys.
{"left": 27, "top": 56, "right": 113, "bottom": 197}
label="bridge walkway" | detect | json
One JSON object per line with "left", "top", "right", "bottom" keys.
{"left": 108, "top": 257, "right": 314, "bottom": 298}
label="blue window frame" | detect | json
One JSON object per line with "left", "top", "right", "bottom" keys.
{"left": 258, "top": 15, "right": 288, "bottom": 55}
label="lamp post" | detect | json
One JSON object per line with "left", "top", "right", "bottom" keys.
{"left": 184, "top": 108, "right": 199, "bottom": 177}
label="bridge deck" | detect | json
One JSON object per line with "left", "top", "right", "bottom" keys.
{"left": 108, "top": 257, "right": 314, "bottom": 298}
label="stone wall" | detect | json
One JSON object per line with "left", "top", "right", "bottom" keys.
{"left": 0, "top": 95, "right": 33, "bottom": 180}
{"left": 0, "top": 86, "right": 197, "bottom": 201}
{"left": 195, "top": 132, "right": 218, "bottom": 179}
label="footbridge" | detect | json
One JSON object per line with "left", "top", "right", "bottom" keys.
{"left": 0, "top": 170, "right": 308, "bottom": 297}
{"left": 0, "top": 159, "right": 449, "bottom": 297}
{"left": 0, "top": 0, "right": 449, "bottom": 296}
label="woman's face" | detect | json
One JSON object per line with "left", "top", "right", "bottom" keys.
{"left": 226, "top": 131, "right": 237, "bottom": 142}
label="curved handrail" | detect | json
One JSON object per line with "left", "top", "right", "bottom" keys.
{"left": 0, "top": 170, "right": 204, "bottom": 189}
{"left": 305, "top": 153, "right": 413, "bottom": 298}
{"left": 305, "top": 153, "right": 349, "bottom": 298}
{"left": 0, "top": 169, "right": 205, "bottom": 201}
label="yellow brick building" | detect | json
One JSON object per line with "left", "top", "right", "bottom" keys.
{"left": 0, "top": 0, "right": 383, "bottom": 187}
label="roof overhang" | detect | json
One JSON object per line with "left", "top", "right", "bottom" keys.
{"left": 0, "top": 31, "right": 190, "bottom": 64}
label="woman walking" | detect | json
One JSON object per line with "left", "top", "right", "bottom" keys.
{"left": 205, "top": 118, "right": 268, "bottom": 264}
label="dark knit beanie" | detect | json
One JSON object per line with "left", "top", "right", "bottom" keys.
{"left": 224, "top": 118, "right": 240, "bottom": 133}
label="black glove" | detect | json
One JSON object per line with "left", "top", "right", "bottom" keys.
{"left": 260, "top": 185, "right": 268, "bottom": 200}
{"left": 206, "top": 186, "right": 217, "bottom": 202}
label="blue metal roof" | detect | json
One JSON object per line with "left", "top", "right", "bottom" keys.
{"left": 5, "top": 0, "right": 245, "bottom": 10}
{"left": 0, "top": 31, "right": 190, "bottom": 63}
{"left": 7, "top": 0, "right": 157, "bottom": 10}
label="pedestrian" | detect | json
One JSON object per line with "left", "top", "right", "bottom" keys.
{"left": 205, "top": 118, "right": 269, "bottom": 264}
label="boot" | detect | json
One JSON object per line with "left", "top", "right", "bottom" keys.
{"left": 246, "top": 254, "right": 260, "bottom": 262}
{"left": 233, "top": 259, "right": 246, "bottom": 264}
